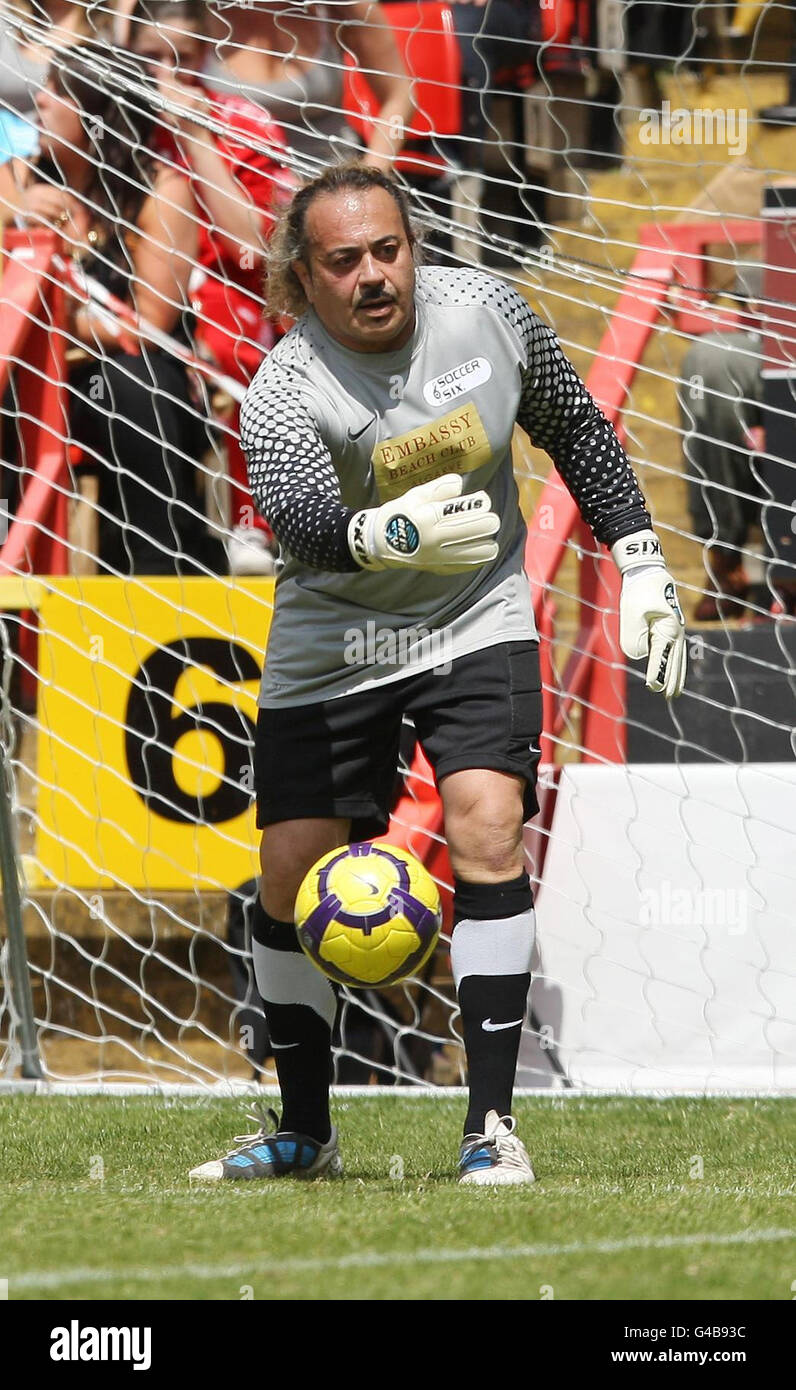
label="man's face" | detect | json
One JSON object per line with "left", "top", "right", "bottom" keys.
{"left": 293, "top": 186, "right": 416, "bottom": 353}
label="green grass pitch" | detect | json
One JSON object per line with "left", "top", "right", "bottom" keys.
{"left": 1, "top": 1095, "right": 794, "bottom": 1301}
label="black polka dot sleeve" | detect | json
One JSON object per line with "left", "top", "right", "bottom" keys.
{"left": 420, "top": 268, "right": 653, "bottom": 545}
{"left": 239, "top": 373, "right": 359, "bottom": 572}
{"left": 514, "top": 305, "right": 652, "bottom": 545}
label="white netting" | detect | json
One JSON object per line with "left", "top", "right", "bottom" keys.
{"left": 0, "top": 0, "right": 794, "bottom": 1091}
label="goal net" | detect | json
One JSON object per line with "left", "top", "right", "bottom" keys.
{"left": 0, "top": 0, "right": 794, "bottom": 1093}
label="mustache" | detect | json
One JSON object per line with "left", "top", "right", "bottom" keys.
{"left": 355, "top": 288, "right": 397, "bottom": 307}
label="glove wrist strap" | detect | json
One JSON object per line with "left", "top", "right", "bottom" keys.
{"left": 611, "top": 528, "right": 666, "bottom": 575}
{"left": 347, "top": 509, "right": 382, "bottom": 571}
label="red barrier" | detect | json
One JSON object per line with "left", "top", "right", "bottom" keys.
{"left": 0, "top": 228, "right": 69, "bottom": 577}
{"left": 540, "top": 0, "right": 591, "bottom": 75}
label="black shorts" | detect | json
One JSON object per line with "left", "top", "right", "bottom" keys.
{"left": 255, "top": 640, "right": 542, "bottom": 841}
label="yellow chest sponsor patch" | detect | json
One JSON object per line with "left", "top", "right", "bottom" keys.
{"left": 371, "top": 402, "right": 491, "bottom": 499}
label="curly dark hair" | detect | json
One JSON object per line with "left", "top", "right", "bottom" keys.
{"left": 266, "top": 162, "right": 423, "bottom": 319}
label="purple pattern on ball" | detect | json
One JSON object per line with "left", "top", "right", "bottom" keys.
{"left": 300, "top": 892, "right": 342, "bottom": 951}
{"left": 317, "top": 847, "right": 351, "bottom": 901}
{"left": 350, "top": 842, "right": 412, "bottom": 888}
{"left": 301, "top": 844, "right": 441, "bottom": 985}
{"left": 315, "top": 843, "right": 411, "bottom": 898}
{"left": 374, "top": 847, "right": 412, "bottom": 892}
{"left": 377, "top": 914, "right": 440, "bottom": 985}
{"left": 390, "top": 887, "right": 436, "bottom": 934}
{"left": 337, "top": 904, "right": 395, "bottom": 934}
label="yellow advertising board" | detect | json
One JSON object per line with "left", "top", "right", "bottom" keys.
{"left": 35, "top": 576, "right": 274, "bottom": 890}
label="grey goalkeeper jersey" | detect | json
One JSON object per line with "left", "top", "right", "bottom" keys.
{"left": 240, "top": 265, "right": 651, "bottom": 707}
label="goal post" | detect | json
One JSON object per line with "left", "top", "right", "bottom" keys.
{"left": 0, "top": 0, "right": 794, "bottom": 1095}
{"left": 0, "top": 656, "right": 42, "bottom": 1080}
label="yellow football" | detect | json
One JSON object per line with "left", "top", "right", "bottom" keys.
{"left": 294, "top": 842, "right": 442, "bottom": 987}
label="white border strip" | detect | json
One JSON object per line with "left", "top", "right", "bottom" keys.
{"left": 1, "top": 1082, "right": 795, "bottom": 1099}
{"left": 9, "top": 1228, "right": 796, "bottom": 1291}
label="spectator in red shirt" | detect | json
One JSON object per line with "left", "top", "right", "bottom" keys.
{"left": 130, "top": 0, "right": 296, "bottom": 572}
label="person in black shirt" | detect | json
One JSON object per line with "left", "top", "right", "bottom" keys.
{"left": 0, "top": 42, "right": 225, "bottom": 574}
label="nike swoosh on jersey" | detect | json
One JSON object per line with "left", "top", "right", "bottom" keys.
{"left": 271, "top": 1041, "right": 301, "bottom": 1049}
{"left": 347, "top": 416, "right": 376, "bottom": 442}
{"left": 481, "top": 1017, "right": 524, "bottom": 1032}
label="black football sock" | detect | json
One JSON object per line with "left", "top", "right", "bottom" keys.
{"left": 251, "top": 899, "right": 336, "bottom": 1144}
{"left": 450, "top": 874, "right": 535, "bottom": 1138}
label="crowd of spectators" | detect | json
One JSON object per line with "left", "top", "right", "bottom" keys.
{"left": 0, "top": 1, "right": 793, "bottom": 597}
{"left": 0, "top": 2, "right": 517, "bottom": 576}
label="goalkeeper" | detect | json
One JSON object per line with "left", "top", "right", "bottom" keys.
{"left": 190, "top": 164, "right": 686, "bottom": 1186}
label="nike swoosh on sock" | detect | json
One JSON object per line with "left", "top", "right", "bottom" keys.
{"left": 481, "top": 1017, "right": 524, "bottom": 1032}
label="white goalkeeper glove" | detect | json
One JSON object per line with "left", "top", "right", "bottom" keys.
{"left": 348, "top": 473, "right": 500, "bottom": 575}
{"left": 611, "top": 529, "right": 687, "bottom": 699}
